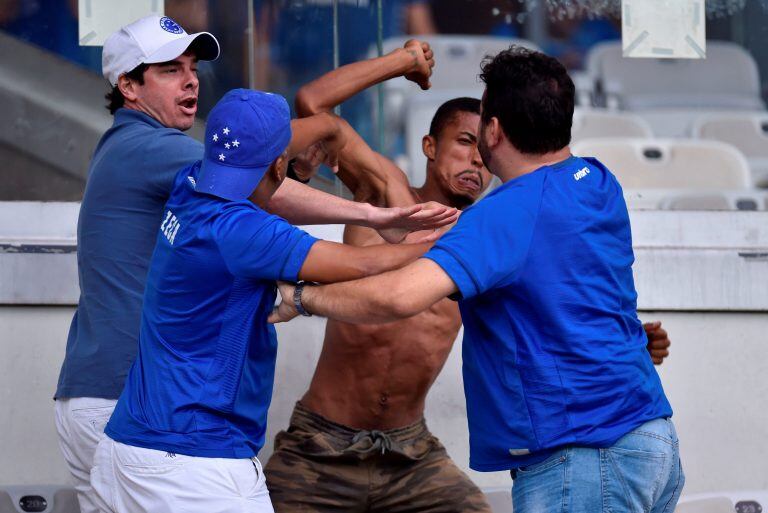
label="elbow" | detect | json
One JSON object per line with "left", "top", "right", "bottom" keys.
{"left": 374, "top": 284, "right": 421, "bottom": 321}
{"left": 295, "top": 88, "right": 320, "bottom": 117}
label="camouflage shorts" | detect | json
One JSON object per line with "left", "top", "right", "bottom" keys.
{"left": 264, "top": 403, "right": 491, "bottom": 513}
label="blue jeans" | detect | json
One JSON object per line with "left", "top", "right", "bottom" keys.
{"left": 511, "top": 418, "right": 684, "bottom": 513}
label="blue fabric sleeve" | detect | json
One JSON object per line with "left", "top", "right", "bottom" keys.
{"left": 143, "top": 131, "right": 204, "bottom": 199}
{"left": 422, "top": 179, "right": 543, "bottom": 300}
{"left": 212, "top": 205, "right": 318, "bottom": 281}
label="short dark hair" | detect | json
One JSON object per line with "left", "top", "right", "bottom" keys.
{"left": 105, "top": 63, "right": 149, "bottom": 115}
{"left": 479, "top": 46, "right": 574, "bottom": 154}
{"left": 428, "top": 97, "right": 481, "bottom": 139}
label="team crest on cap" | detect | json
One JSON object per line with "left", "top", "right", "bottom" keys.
{"left": 160, "top": 17, "right": 184, "bottom": 34}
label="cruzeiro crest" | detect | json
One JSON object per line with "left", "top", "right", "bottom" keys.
{"left": 160, "top": 17, "right": 184, "bottom": 35}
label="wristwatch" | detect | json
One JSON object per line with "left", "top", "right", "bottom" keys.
{"left": 286, "top": 159, "right": 311, "bottom": 184}
{"left": 293, "top": 281, "right": 313, "bottom": 317}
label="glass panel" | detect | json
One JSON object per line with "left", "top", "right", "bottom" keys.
{"left": 1, "top": 0, "right": 768, "bottom": 209}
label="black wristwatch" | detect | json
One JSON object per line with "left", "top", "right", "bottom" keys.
{"left": 286, "top": 159, "right": 311, "bottom": 184}
{"left": 293, "top": 281, "right": 313, "bottom": 317}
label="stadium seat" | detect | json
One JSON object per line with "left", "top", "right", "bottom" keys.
{"left": 677, "top": 491, "right": 768, "bottom": 513}
{"left": 693, "top": 112, "right": 768, "bottom": 187}
{"left": 674, "top": 496, "right": 734, "bottom": 513}
{"left": 571, "top": 109, "right": 653, "bottom": 144}
{"left": 482, "top": 487, "right": 512, "bottom": 513}
{"left": 571, "top": 138, "right": 751, "bottom": 190}
{"left": 0, "top": 485, "right": 80, "bottom": 513}
{"left": 586, "top": 41, "right": 764, "bottom": 111}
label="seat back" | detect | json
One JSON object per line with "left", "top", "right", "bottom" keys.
{"left": 586, "top": 41, "right": 764, "bottom": 110}
{"left": 571, "top": 138, "right": 751, "bottom": 189}
{"left": 572, "top": 109, "right": 653, "bottom": 144}
{"left": 0, "top": 486, "right": 80, "bottom": 513}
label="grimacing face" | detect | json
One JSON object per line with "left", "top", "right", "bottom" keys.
{"left": 129, "top": 52, "right": 199, "bottom": 131}
{"left": 428, "top": 111, "right": 493, "bottom": 207}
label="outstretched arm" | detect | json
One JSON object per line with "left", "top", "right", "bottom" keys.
{"left": 269, "top": 258, "right": 457, "bottom": 324}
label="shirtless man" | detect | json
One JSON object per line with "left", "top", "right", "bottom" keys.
{"left": 264, "top": 41, "right": 672, "bottom": 513}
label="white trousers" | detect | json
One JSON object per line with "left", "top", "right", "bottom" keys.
{"left": 91, "top": 437, "right": 275, "bottom": 513}
{"left": 54, "top": 397, "right": 117, "bottom": 513}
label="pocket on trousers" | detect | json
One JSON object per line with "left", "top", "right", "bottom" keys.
{"left": 516, "top": 450, "right": 568, "bottom": 476}
{"left": 71, "top": 406, "right": 114, "bottom": 440}
{"left": 604, "top": 446, "right": 667, "bottom": 512}
{"left": 113, "top": 442, "right": 186, "bottom": 475}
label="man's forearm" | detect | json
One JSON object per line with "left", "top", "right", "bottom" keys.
{"left": 301, "top": 258, "right": 457, "bottom": 323}
{"left": 295, "top": 48, "right": 415, "bottom": 116}
{"left": 266, "top": 178, "right": 376, "bottom": 225}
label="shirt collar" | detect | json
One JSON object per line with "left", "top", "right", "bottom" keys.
{"left": 113, "top": 108, "right": 167, "bottom": 129}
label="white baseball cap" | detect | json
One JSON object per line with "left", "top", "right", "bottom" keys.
{"left": 102, "top": 15, "right": 220, "bottom": 86}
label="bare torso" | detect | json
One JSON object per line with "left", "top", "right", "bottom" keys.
{"left": 301, "top": 189, "right": 463, "bottom": 430}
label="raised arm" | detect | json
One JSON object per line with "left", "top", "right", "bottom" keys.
{"left": 264, "top": 112, "right": 457, "bottom": 234}
{"left": 295, "top": 39, "right": 434, "bottom": 117}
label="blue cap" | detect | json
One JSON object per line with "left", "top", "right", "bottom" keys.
{"left": 197, "top": 89, "right": 292, "bottom": 201}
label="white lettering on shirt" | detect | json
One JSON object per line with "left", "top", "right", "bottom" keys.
{"left": 573, "top": 167, "right": 590, "bottom": 181}
{"left": 161, "top": 209, "right": 181, "bottom": 245}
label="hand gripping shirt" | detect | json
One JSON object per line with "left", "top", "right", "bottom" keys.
{"left": 56, "top": 108, "right": 203, "bottom": 400}
{"left": 424, "top": 156, "right": 672, "bottom": 471}
{"left": 106, "top": 163, "right": 317, "bottom": 457}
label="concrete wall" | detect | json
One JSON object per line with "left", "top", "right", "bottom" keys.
{"left": 1, "top": 306, "right": 767, "bottom": 495}
{"left": 1, "top": 207, "right": 767, "bottom": 496}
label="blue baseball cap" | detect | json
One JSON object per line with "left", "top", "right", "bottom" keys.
{"left": 197, "top": 89, "right": 292, "bottom": 201}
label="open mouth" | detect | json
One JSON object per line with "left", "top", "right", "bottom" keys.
{"left": 457, "top": 173, "right": 481, "bottom": 192}
{"left": 178, "top": 96, "right": 198, "bottom": 115}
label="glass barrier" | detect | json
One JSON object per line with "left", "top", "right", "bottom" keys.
{"left": 1, "top": 0, "right": 767, "bottom": 209}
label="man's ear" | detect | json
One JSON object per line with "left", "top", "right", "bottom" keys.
{"left": 422, "top": 135, "right": 437, "bottom": 161}
{"left": 485, "top": 117, "right": 503, "bottom": 148}
{"left": 272, "top": 155, "right": 288, "bottom": 181}
{"left": 117, "top": 74, "right": 139, "bottom": 102}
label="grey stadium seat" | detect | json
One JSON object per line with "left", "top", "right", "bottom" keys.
{"left": 0, "top": 486, "right": 80, "bottom": 513}
{"left": 571, "top": 138, "right": 751, "bottom": 190}
{"left": 693, "top": 111, "right": 768, "bottom": 187}
{"left": 586, "top": 40, "right": 765, "bottom": 111}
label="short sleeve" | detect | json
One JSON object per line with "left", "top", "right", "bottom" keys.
{"left": 143, "top": 131, "right": 204, "bottom": 199}
{"left": 212, "top": 204, "right": 318, "bottom": 281}
{"left": 423, "top": 178, "right": 543, "bottom": 300}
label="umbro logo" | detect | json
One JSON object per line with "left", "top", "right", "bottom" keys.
{"left": 573, "top": 167, "right": 590, "bottom": 181}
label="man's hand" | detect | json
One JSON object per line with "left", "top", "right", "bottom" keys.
{"left": 269, "top": 281, "right": 299, "bottom": 324}
{"left": 292, "top": 143, "right": 325, "bottom": 182}
{"left": 403, "top": 39, "right": 434, "bottom": 90}
{"left": 371, "top": 202, "right": 459, "bottom": 244}
{"left": 644, "top": 321, "right": 671, "bottom": 365}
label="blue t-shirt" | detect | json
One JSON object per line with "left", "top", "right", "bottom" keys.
{"left": 105, "top": 164, "right": 318, "bottom": 458}
{"left": 424, "top": 156, "right": 672, "bottom": 472}
{"left": 56, "top": 109, "right": 203, "bottom": 400}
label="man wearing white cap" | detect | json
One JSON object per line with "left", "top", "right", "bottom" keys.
{"left": 54, "top": 15, "right": 452, "bottom": 513}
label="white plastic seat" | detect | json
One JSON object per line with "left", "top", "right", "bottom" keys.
{"left": 0, "top": 485, "right": 80, "bottom": 513}
{"left": 674, "top": 497, "right": 734, "bottom": 513}
{"left": 677, "top": 491, "right": 768, "bottom": 513}
{"left": 571, "top": 138, "right": 751, "bottom": 190}
{"left": 571, "top": 109, "right": 653, "bottom": 144}
{"left": 482, "top": 486, "right": 512, "bottom": 513}
{"left": 586, "top": 41, "right": 764, "bottom": 111}
{"left": 693, "top": 112, "right": 768, "bottom": 187}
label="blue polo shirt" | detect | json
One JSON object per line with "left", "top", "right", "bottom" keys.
{"left": 424, "top": 156, "right": 672, "bottom": 472}
{"left": 56, "top": 109, "right": 203, "bottom": 400}
{"left": 105, "top": 163, "right": 317, "bottom": 458}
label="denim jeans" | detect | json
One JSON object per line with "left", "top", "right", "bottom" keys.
{"left": 511, "top": 418, "right": 684, "bottom": 513}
